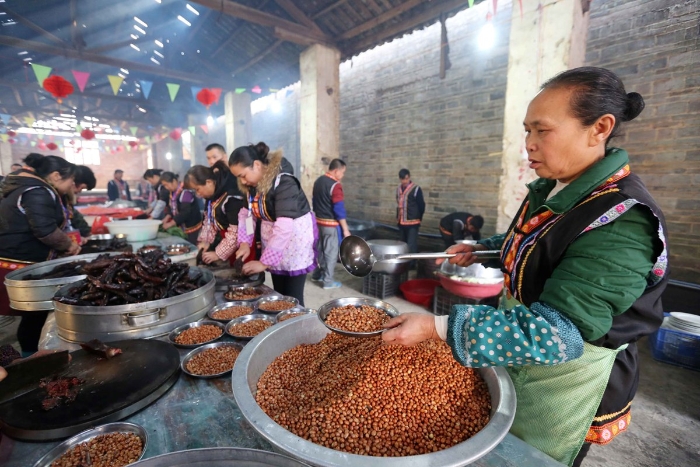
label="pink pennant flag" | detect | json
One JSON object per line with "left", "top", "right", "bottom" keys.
{"left": 251, "top": 85, "right": 262, "bottom": 94}
{"left": 71, "top": 70, "right": 90, "bottom": 93}
{"left": 211, "top": 88, "right": 222, "bottom": 104}
{"left": 200, "top": 124, "right": 209, "bottom": 134}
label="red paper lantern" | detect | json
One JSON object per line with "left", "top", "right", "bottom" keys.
{"left": 196, "top": 88, "right": 216, "bottom": 109}
{"left": 80, "top": 129, "right": 95, "bottom": 140}
{"left": 117, "top": 146, "right": 124, "bottom": 152}
{"left": 7, "top": 130, "right": 16, "bottom": 137}
{"left": 128, "top": 141, "right": 138, "bottom": 148}
{"left": 8, "top": 138, "right": 16, "bottom": 144}
{"left": 169, "top": 129, "right": 181, "bottom": 141}
{"left": 43, "top": 75, "right": 74, "bottom": 103}
{"left": 47, "top": 142, "right": 58, "bottom": 151}
{"left": 38, "top": 141, "right": 47, "bottom": 150}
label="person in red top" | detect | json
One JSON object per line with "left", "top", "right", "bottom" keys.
{"left": 311, "top": 159, "right": 351, "bottom": 289}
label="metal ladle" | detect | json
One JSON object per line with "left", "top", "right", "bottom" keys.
{"left": 339, "top": 235, "right": 500, "bottom": 277}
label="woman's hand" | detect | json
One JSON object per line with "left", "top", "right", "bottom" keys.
{"left": 163, "top": 215, "right": 172, "bottom": 223}
{"left": 235, "top": 243, "right": 251, "bottom": 261}
{"left": 197, "top": 242, "right": 210, "bottom": 252}
{"left": 201, "top": 251, "right": 221, "bottom": 264}
{"left": 67, "top": 242, "right": 81, "bottom": 256}
{"left": 162, "top": 220, "right": 175, "bottom": 229}
{"left": 436, "top": 243, "right": 486, "bottom": 268}
{"left": 242, "top": 261, "right": 267, "bottom": 275}
{"left": 382, "top": 313, "right": 438, "bottom": 346}
{"left": 80, "top": 236, "right": 89, "bottom": 246}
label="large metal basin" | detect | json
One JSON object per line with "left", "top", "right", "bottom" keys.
{"left": 52, "top": 267, "right": 215, "bottom": 343}
{"left": 232, "top": 315, "right": 516, "bottom": 467}
{"left": 366, "top": 239, "right": 410, "bottom": 274}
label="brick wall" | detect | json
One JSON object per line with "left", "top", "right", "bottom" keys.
{"left": 585, "top": 0, "right": 700, "bottom": 282}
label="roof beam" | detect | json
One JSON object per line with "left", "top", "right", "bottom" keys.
{"left": 311, "top": 0, "right": 348, "bottom": 20}
{"left": 0, "top": 5, "right": 68, "bottom": 46}
{"left": 344, "top": 0, "right": 473, "bottom": 56}
{"left": 338, "top": 0, "right": 424, "bottom": 40}
{"left": 273, "top": 0, "right": 324, "bottom": 36}
{"left": 0, "top": 36, "right": 237, "bottom": 90}
{"left": 188, "top": 0, "right": 333, "bottom": 46}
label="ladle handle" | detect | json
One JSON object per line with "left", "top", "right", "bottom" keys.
{"left": 396, "top": 250, "right": 501, "bottom": 260}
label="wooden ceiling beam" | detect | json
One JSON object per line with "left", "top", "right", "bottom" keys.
{"left": 344, "top": 0, "right": 473, "bottom": 56}
{"left": 0, "top": 5, "right": 67, "bottom": 46}
{"left": 311, "top": 0, "right": 348, "bottom": 20}
{"left": 0, "top": 36, "right": 237, "bottom": 90}
{"left": 337, "top": 0, "right": 424, "bottom": 40}
{"left": 188, "top": 0, "right": 332, "bottom": 46}
{"left": 274, "top": 0, "right": 324, "bottom": 35}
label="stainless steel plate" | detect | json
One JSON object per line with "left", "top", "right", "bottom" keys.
{"left": 226, "top": 314, "right": 275, "bottom": 341}
{"left": 275, "top": 307, "right": 314, "bottom": 324}
{"left": 181, "top": 341, "right": 245, "bottom": 378}
{"left": 207, "top": 301, "right": 255, "bottom": 322}
{"left": 168, "top": 320, "right": 225, "bottom": 348}
{"left": 316, "top": 297, "right": 399, "bottom": 338}
{"left": 255, "top": 295, "right": 299, "bottom": 315}
{"left": 224, "top": 285, "right": 270, "bottom": 302}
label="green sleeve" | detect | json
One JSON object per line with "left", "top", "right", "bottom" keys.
{"left": 539, "top": 205, "right": 659, "bottom": 341}
{"left": 477, "top": 233, "right": 506, "bottom": 251}
{"left": 71, "top": 208, "right": 92, "bottom": 237}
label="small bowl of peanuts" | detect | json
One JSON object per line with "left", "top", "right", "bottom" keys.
{"left": 224, "top": 286, "right": 268, "bottom": 302}
{"left": 226, "top": 314, "right": 276, "bottom": 340}
{"left": 255, "top": 295, "right": 299, "bottom": 314}
{"left": 33, "top": 422, "right": 147, "bottom": 467}
{"left": 208, "top": 301, "right": 256, "bottom": 323}
{"left": 181, "top": 341, "right": 244, "bottom": 378}
{"left": 168, "top": 321, "right": 226, "bottom": 348}
{"left": 275, "top": 306, "right": 315, "bottom": 324}
{"left": 316, "top": 297, "right": 399, "bottom": 338}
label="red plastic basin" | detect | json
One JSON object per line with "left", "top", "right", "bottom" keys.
{"left": 399, "top": 279, "right": 441, "bottom": 307}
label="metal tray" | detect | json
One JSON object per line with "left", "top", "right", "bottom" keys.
{"left": 32, "top": 422, "right": 148, "bottom": 467}
{"left": 181, "top": 341, "right": 245, "bottom": 378}
{"left": 275, "top": 307, "right": 315, "bottom": 324}
{"left": 168, "top": 320, "right": 226, "bottom": 348}
{"left": 129, "top": 448, "right": 310, "bottom": 466}
{"left": 255, "top": 295, "right": 299, "bottom": 314}
{"left": 207, "top": 301, "right": 256, "bottom": 322}
{"left": 223, "top": 285, "right": 270, "bottom": 302}
{"left": 316, "top": 297, "right": 399, "bottom": 338}
{"left": 226, "top": 314, "right": 275, "bottom": 341}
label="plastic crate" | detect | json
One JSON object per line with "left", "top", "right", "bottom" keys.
{"left": 362, "top": 271, "right": 408, "bottom": 299}
{"left": 432, "top": 286, "right": 500, "bottom": 316}
{"left": 649, "top": 326, "right": 700, "bottom": 371}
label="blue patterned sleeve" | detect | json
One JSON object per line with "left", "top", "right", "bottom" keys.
{"left": 446, "top": 301, "right": 584, "bottom": 368}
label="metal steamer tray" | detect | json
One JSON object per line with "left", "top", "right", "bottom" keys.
{"left": 4, "top": 252, "right": 123, "bottom": 311}
{"left": 52, "top": 268, "right": 215, "bottom": 343}
{"left": 213, "top": 269, "right": 265, "bottom": 291}
{"left": 0, "top": 339, "right": 180, "bottom": 442}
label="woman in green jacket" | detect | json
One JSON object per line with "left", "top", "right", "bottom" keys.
{"left": 382, "top": 67, "right": 667, "bottom": 467}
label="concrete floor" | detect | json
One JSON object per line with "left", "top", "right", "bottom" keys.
{"left": 1, "top": 264, "right": 699, "bottom": 466}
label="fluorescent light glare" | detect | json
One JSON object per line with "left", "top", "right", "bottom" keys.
{"left": 17, "top": 50, "right": 28, "bottom": 55}
{"left": 154, "top": 39, "right": 163, "bottom": 47}
{"left": 150, "top": 57, "right": 161, "bottom": 65}
{"left": 130, "top": 33, "right": 138, "bottom": 39}
{"left": 130, "top": 43, "right": 140, "bottom": 51}
{"left": 153, "top": 50, "right": 164, "bottom": 58}
{"left": 134, "top": 25, "right": 146, "bottom": 35}
{"left": 23, "top": 57, "right": 32, "bottom": 61}
{"left": 186, "top": 4, "right": 200, "bottom": 15}
{"left": 134, "top": 16, "right": 148, "bottom": 27}
{"left": 177, "top": 15, "right": 191, "bottom": 26}
{"left": 477, "top": 22, "right": 496, "bottom": 51}
{"left": 206, "top": 116, "right": 214, "bottom": 126}
{"left": 120, "top": 68, "right": 129, "bottom": 74}
{"left": 165, "top": 152, "right": 173, "bottom": 160}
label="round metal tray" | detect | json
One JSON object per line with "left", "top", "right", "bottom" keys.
{"left": 32, "top": 422, "right": 148, "bottom": 467}
{"left": 207, "top": 301, "right": 256, "bottom": 322}
{"left": 255, "top": 295, "right": 299, "bottom": 314}
{"left": 275, "top": 307, "right": 314, "bottom": 324}
{"left": 316, "top": 297, "right": 399, "bottom": 338}
{"left": 129, "top": 448, "right": 310, "bottom": 466}
{"left": 224, "top": 285, "right": 270, "bottom": 302}
{"left": 168, "top": 320, "right": 226, "bottom": 348}
{"left": 181, "top": 341, "right": 245, "bottom": 378}
{"left": 226, "top": 314, "right": 275, "bottom": 341}
{"left": 166, "top": 243, "right": 192, "bottom": 256}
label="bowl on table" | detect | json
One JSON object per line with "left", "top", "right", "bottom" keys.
{"left": 168, "top": 321, "right": 226, "bottom": 348}
{"left": 105, "top": 219, "right": 161, "bottom": 242}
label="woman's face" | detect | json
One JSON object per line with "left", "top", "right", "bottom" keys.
{"left": 48, "top": 172, "right": 75, "bottom": 195}
{"left": 230, "top": 161, "right": 263, "bottom": 187}
{"left": 146, "top": 175, "right": 160, "bottom": 187}
{"left": 523, "top": 87, "right": 607, "bottom": 184}
{"left": 162, "top": 179, "right": 179, "bottom": 192}
{"left": 189, "top": 177, "right": 215, "bottom": 199}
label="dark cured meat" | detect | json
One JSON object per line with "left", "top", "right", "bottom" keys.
{"left": 80, "top": 339, "right": 122, "bottom": 359}
{"left": 40, "top": 376, "right": 82, "bottom": 411}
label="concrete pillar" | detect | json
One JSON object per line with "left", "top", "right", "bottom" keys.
{"left": 0, "top": 141, "right": 12, "bottom": 175}
{"left": 224, "top": 92, "right": 252, "bottom": 154}
{"left": 299, "top": 43, "right": 340, "bottom": 197}
{"left": 496, "top": 0, "right": 589, "bottom": 231}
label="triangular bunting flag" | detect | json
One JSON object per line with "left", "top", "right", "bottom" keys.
{"left": 108, "top": 75, "right": 124, "bottom": 95}
{"left": 251, "top": 85, "right": 262, "bottom": 94}
{"left": 211, "top": 88, "right": 222, "bottom": 103}
{"left": 0, "top": 113, "right": 11, "bottom": 125}
{"left": 188, "top": 125, "right": 196, "bottom": 136}
{"left": 140, "top": 80, "right": 153, "bottom": 99}
{"left": 468, "top": 0, "right": 474, "bottom": 6}
{"left": 30, "top": 141, "right": 36, "bottom": 147}
{"left": 37, "top": 134, "right": 44, "bottom": 140}
{"left": 130, "top": 127, "right": 138, "bottom": 136}
{"left": 166, "top": 83, "right": 180, "bottom": 102}
{"left": 145, "top": 136, "right": 151, "bottom": 144}
{"left": 200, "top": 125, "right": 208, "bottom": 134}
{"left": 75, "top": 124, "right": 82, "bottom": 133}
{"left": 71, "top": 70, "right": 90, "bottom": 92}
{"left": 0, "top": 134, "right": 8, "bottom": 143}
{"left": 24, "top": 116, "right": 35, "bottom": 127}
{"left": 31, "top": 63, "right": 52, "bottom": 86}
{"left": 191, "top": 86, "right": 202, "bottom": 100}
{"left": 235, "top": 88, "right": 246, "bottom": 94}
{"left": 269, "top": 88, "right": 279, "bottom": 93}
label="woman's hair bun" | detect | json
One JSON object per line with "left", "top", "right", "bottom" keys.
{"left": 253, "top": 142, "right": 270, "bottom": 160}
{"left": 23, "top": 152, "right": 44, "bottom": 169}
{"left": 624, "top": 92, "right": 645, "bottom": 121}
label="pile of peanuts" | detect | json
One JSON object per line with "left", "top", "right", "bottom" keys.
{"left": 228, "top": 319, "right": 271, "bottom": 337}
{"left": 174, "top": 324, "right": 222, "bottom": 345}
{"left": 256, "top": 334, "right": 491, "bottom": 457}
{"left": 186, "top": 346, "right": 241, "bottom": 375}
{"left": 51, "top": 432, "right": 143, "bottom": 467}
{"left": 278, "top": 312, "right": 305, "bottom": 322}
{"left": 225, "top": 289, "right": 263, "bottom": 300}
{"left": 325, "top": 305, "right": 390, "bottom": 333}
{"left": 258, "top": 300, "right": 295, "bottom": 312}
{"left": 211, "top": 305, "right": 253, "bottom": 320}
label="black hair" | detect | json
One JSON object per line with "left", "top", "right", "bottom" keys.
{"left": 328, "top": 158, "right": 346, "bottom": 171}
{"left": 469, "top": 215, "right": 484, "bottom": 230}
{"left": 11, "top": 163, "right": 22, "bottom": 169}
{"left": 398, "top": 168, "right": 410, "bottom": 179}
{"left": 24, "top": 154, "right": 76, "bottom": 180}
{"left": 541, "top": 66, "right": 645, "bottom": 145}
{"left": 186, "top": 161, "right": 229, "bottom": 187}
{"left": 229, "top": 142, "right": 270, "bottom": 168}
{"left": 161, "top": 172, "right": 179, "bottom": 183}
{"left": 114, "top": 169, "right": 124, "bottom": 175}
{"left": 205, "top": 143, "right": 226, "bottom": 153}
{"left": 143, "top": 168, "right": 163, "bottom": 179}
{"left": 75, "top": 165, "right": 96, "bottom": 190}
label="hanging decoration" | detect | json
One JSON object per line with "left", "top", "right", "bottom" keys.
{"left": 31, "top": 63, "right": 52, "bottom": 86}
{"left": 235, "top": 88, "right": 246, "bottom": 94}
{"left": 38, "top": 141, "right": 47, "bottom": 150}
{"left": 23, "top": 117, "right": 35, "bottom": 127}
{"left": 130, "top": 127, "right": 138, "bottom": 136}
{"left": 139, "top": 80, "right": 153, "bottom": 99}
{"left": 8, "top": 138, "right": 16, "bottom": 144}
{"left": 80, "top": 129, "right": 96, "bottom": 140}
{"left": 191, "top": 86, "right": 202, "bottom": 100}
{"left": 166, "top": 83, "right": 180, "bottom": 102}
{"left": 199, "top": 124, "right": 208, "bottom": 134}
{"left": 196, "top": 88, "right": 216, "bottom": 109}
{"left": 188, "top": 125, "right": 196, "bottom": 136}
{"left": 71, "top": 70, "right": 91, "bottom": 92}
{"left": 108, "top": 75, "right": 124, "bottom": 95}
{"left": 43, "top": 75, "right": 74, "bottom": 103}
{"left": 47, "top": 142, "right": 58, "bottom": 151}
{"left": 251, "top": 85, "right": 262, "bottom": 94}
{"left": 128, "top": 140, "right": 138, "bottom": 148}
{"left": 7, "top": 130, "right": 16, "bottom": 137}
{"left": 0, "top": 114, "right": 10, "bottom": 125}
{"left": 211, "top": 88, "right": 222, "bottom": 104}
{"left": 169, "top": 128, "right": 182, "bottom": 141}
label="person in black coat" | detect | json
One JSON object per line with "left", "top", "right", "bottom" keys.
{"left": 143, "top": 169, "right": 169, "bottom": 220}
{"left": 107, "top": 169, "right": 131, "bottom": 201}
{"left": 161, "top": 171, "right": 202, "bottom": 245}
{"left": 439, "top": 212, "right": 484, "bottom": 248}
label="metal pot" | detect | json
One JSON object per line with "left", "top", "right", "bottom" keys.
{"left": 52, "top": 268, "right": 215, "bottom": 343}
{"left": 232, "top": 315, "right": 516, "bottom": 467}
{"left": 3, "top": 252, "right": 122, "bottom": 311}
{"left": 365, "top": 239, "right": 410, "bottom": 274}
